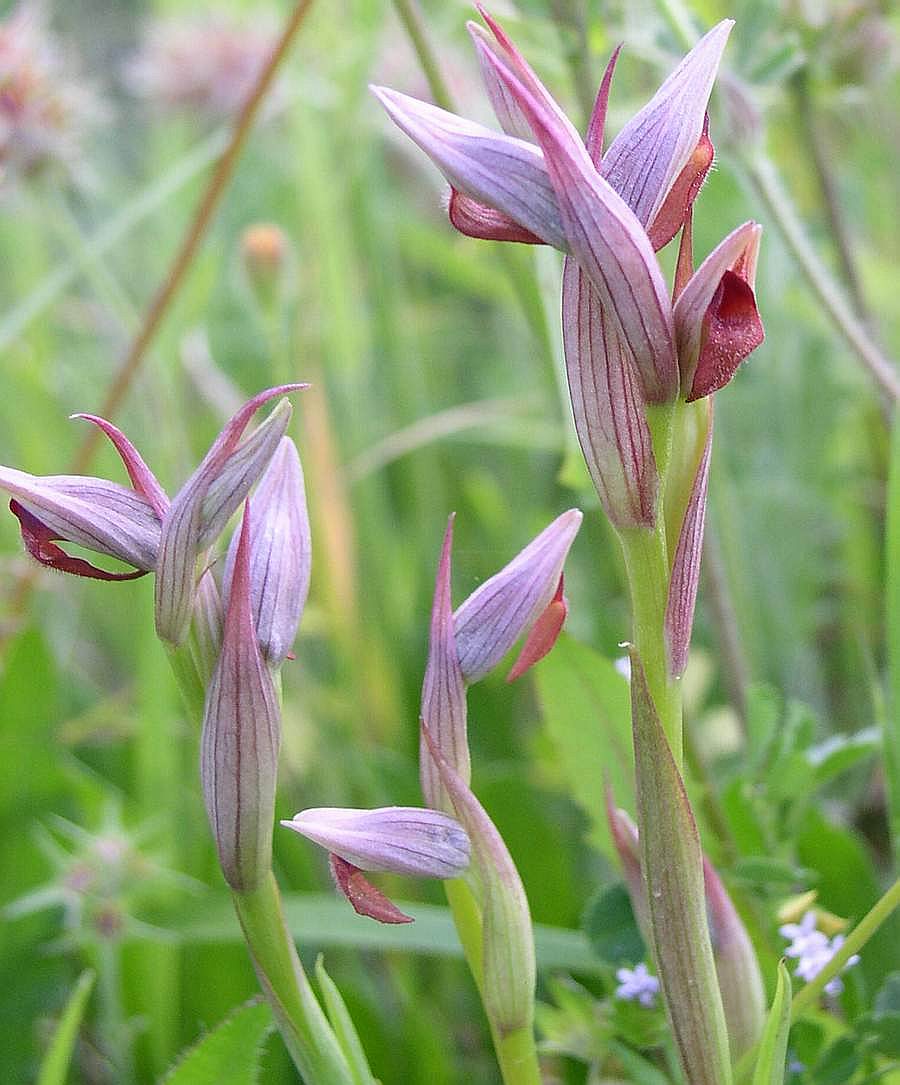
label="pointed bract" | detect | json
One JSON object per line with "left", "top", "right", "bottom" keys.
{"left": 586, "top": 46, "right": 622, "bottom": 167}
{"left": 602, "top": 21, "right": 733, "bottom": 230}
{"left": 422, "top": 724, "right": 535, "bottom": 1037}
{"left": 420, "top": 516, "right": 469, "bottom": 810}
{"left": 468, "top": 21, "right": 534, "bottom": 141}
{"left": 223, "top": 437, "right": 311, "bottom": 666}
{"left": 371, "top": 85, "right": 566, "bottom": 251}
{"left": 665, "top": 401, "right": 713, "bottom": 677}
{"left": 453, "top": 509, "right": 582, "bottom": 683}
{"left": 282, "top": 806, "right": 470, "bottom": 880}
{"left": 562, "top": 259, "right": 658, "bottom": 527}
{"left": 630, "top": 649, "right": 732, "bottom": 1084}
{"left": 72, "top": 414, "right": 170, "bottom": 517}
{"left": 155, "top": 386, "right": 299, "bottom": 645}
{"left": 704, "top": 857, "right": 766, "bottom": 1059}
{"left": 200, "top": 503, "right": 281, "bottom": 892}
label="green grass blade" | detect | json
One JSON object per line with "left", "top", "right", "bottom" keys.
{"left": 315, "top": 956, "right": 377, "bottom": 1085}
{"left": 37, "top": 969, "right": 96, "bottom": 1085}
{"left": 164, "top": 892, "right": 602, "bottom": 974}
{"left": 886, "top": 412, "right": 900, "bottom": 868}
{"left": 751, "top": 961, "right": 791, "bottom": 1085}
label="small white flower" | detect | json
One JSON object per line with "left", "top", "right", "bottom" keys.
{"left": 780, "top": 914, "right": 860, "bottom": 997}
{"left": 615, "top": 962, "right": 660, "bottom": 1008}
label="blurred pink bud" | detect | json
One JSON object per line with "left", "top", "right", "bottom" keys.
{"left": 704, "top": 857, "right": 766, "bottom": 1058}
{"left": 200, "top": 504, "right": 281, "bottom": 892}
{"left": 223, "top": 438, "right": 311, "bottom": 666}
{"left": 124, "top": 12, "right": 282, "bottom": 122}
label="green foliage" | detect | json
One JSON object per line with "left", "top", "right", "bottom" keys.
{"left": 162, "top": 1000, "right": 273, "bottom": 1085}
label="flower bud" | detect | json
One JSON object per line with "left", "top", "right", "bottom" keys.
{"left": 223, "top": 437, "right": 311, "bottom": 666}
{"left": 200, "top": 503, "right": 281, "bottom": 892}
{"left": 240, "top": 223, "right": 292, "bottom": 311}
{"left": 453, "top": 509, "right": 582, "bottom": 683}
{"left": 704, "top": 857, "right": 766, "bottom": 1058}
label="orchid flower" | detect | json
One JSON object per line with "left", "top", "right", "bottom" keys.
{"left": 0, "top": 386, "right": 301, "bottom": 646}
{"left": 373, "top": 11, "right": 764, "bottom": 536}
{"left": 281, "top": 806, "right": 471, "bottom": 924}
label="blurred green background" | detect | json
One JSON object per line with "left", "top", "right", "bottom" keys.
{"left": 1, "top": 0, "right": 899, "bottom": 1081}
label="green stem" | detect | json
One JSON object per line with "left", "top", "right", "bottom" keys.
{"left": 96, "top": 939, "right": 135, "bottom": 1085}
{"left": 233, "top": 872, "right": 355, "bottom": 1085}
{"left": 391, "top": 0, "right": 453, "bottom": 112}
{"left": 740, "top": 153, "right": 899, "bottom": 403}
{"left": 445, "top": 879, "right": 542, "bottom": 1085}
{"left": 620, "top": 523, "right": 683, "bottom": 766}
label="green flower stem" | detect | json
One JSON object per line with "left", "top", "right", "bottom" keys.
{"left": 445, "top": 879, "right": 543, "bottom": 1085}
{"left": 232, "top": 872, "right": 355, "bottom": 1085}
{"left": 620, "top": 522, "right": 683, "bottom": 767}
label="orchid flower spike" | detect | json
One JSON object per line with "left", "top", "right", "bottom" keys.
{"left": 374, "top": 12, "right": 765, "bottom": 531}
{"left": 281, "top": 806, "right": 471, "bottom": 924}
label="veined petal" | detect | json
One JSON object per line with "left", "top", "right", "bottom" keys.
{"left": 223, "top": 437, "right": 311, "bottom": 666}
{"left": 200, "top": 503, "right": 281, "bottom": 892}
{"left": 586, "top": 45, "right": 622, "bottom": 167}
{"left": 602, "top": 21, "right": 733, "bottom": 230}
{"left": 371, "top": 85, "right": 567, "bottom": 250}
{"left": 419, "top": 515, "right": 469, "bottom": 810}
{"left": 665, "top": 401, "right": 713, "bottom": 678}
{"left": 71, "top": 414, "right": 169, "bottom": 517}
{"left": 155, "top": 386, "right": 300, "bottom": 645}
{"left": 453, "top": 508, "right": 582, "bottom": 683}
{"left": 198, "top": 400, "right": 295, "bottom": 547}
{"left": 562, "top": 258, "right": 658, "bottom": 528}
{"left": 482, "top": 48, "right": 678, "bottom": 402}
{"left": 0, "top": 467, "right": 161, "bottom": 570}
{"left": 674, "top": 222, "right": 763, "bottom": 399}
{"left": 468, "top": 21, "right": 534, "bottom": 141}
{"left": 282, "top": 806, "right": 470, "bottom": 880}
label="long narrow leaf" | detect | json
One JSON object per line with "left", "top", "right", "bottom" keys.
{"left": 37, "top": 970, "right": 95, "bottom": 1085}
{"left": 751, "top": 962, "right": 791, "bottom": 1085}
